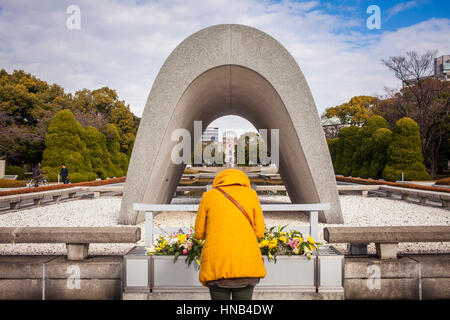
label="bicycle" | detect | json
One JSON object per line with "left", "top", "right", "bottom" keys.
{"left": 27, "top": 175, "right": 49, "bottom": 188}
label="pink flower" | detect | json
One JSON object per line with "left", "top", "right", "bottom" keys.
{"left": 288, "top": 239, "right": 298, "bottom": 249}
{"left": 183, "top": 249, "right": 188, "bottom": 255}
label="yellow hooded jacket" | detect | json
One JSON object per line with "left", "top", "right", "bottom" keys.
{"left": 194, "top": 169, "right": 266, "bottom": 286}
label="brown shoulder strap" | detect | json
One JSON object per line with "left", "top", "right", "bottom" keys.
{"left": 215, "top": 186, "right": 253, "bottom": 227}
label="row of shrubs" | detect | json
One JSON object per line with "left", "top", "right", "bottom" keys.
{"left": 336, "top": 176, "right": 449, "bottom": 194}
{"left": 328, "top": 116, "right": 431, "bottom": 182}
{"left": 436, "top": 177, "right": 450, "bottom": 186}
{"left": 0, "top": 179, "right": 26, "bottom": 188}
{"left": 0, "top": 177, "right": 126, "bottom": 197}
{"left": 41, "top": 109, "right": 129, "bottom": 183}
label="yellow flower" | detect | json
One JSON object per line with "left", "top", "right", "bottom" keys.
{"left": 278, "top": 236, "right": 287, "bottom": 243}
{"left": 177, "top": 234, "right": 187, "bottom": 245}
{"left": 159, "top": 240, "right": 167, "bottom": 248}
{"left": 307, "top": 236, "right": 315, "bottom": 244}
{"left": 259, "top": 239, "right": 269, "bottom": 248}
{"left": 294, "top": 237, "right": 303, "bottom": 243}
{"left": 268, "top": 238, "right": 278, "bottom": 249}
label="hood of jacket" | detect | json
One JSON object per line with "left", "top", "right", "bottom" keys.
{"left": 212, "top": 169, "right": 251, "bottom": 188}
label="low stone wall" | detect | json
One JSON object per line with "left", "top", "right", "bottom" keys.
{"left": 344, "top": 254, "right": 450, "bottom": 300}
{"left": 1, "top": 253, "right": 449, "bottom": 300}
{"left": 0, "top": 255, "right": 122, "bottom": 300}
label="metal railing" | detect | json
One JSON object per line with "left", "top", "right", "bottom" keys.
{"left": 133, "top": 202, "right": 331, "bottom": 247}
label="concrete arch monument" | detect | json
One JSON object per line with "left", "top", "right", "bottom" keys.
{"left": 119, "top": 24, "right": 343, "bottom": 225}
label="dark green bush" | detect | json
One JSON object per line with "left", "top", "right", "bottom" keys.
{"left": 334, "top": 126, "right": 362, "bottom": 176}
{"left": 327, "top": 138, "right": 339, "bottom": 166}
{"left": 85, "top": 126, "right": 115, "bottom": 179}
{"left": 42, "top": 109, "right": 93, "bottom": 174}
{"left": 69, "top": 172, "right": 89, "bottom": 183}
{"left": 5, "top": 166, "right": 25, "bottom": 180}
{"left": 369, "top": 128, "right": 392, "bottom": 179}
{"left": 382, "top": 117, "right": 431, "bottom": 181}
{"left": 356, "top": 116, "right": 389, "bottom": 178}
{"left": 103, "top": 123, "right": 129, "bottom": 176}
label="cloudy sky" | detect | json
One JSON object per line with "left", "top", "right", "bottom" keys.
{"left": 0, "top": 0, "right": 449, "bottom": 135}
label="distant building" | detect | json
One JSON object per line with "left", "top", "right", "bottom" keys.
{"left": 320, "top": 113, "right": 349, "bottom": 138}
{"left": 202, "top": 127, "right": 219, "bottom": 143}
{"left": 435, "top": 55, "right": 450, "bottom": 81}
{"left": 222, "top": 131, "right": 237, "bottom": 167}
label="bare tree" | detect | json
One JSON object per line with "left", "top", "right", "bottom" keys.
{"left": 73, "top": 110, "right": 109, "bottom": 131}
{"left": 381, "top": 50, "right": 450, "bottom": 178}
{"left": 382, "top": 50, "right": 437, "bottom": 85}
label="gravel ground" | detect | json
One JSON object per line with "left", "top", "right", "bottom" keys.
{"left": 0, "top": 195, "right": 449, "bottom": 255}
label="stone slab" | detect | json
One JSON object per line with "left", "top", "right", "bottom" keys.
{"left": 344, "top": 256, "right": 419, "bottom": 279}
{"left": 324, "top": 226, "right": 450, "bottom": 243}
{"left": 422, "top": 278, "right": 450, "bottom": 300}
{"left": 123, "top": 291, "right": 344, "bottom": 300}
{"left": 0, "top": 255, "right": 57, "bottom": 279}
{"left": 406, "top": 254, "right": 450, "bottom": 278}
{"left": 45, "top": 256, "right": 122, "bottom": 279}
{"left": 45, "top": 279, "right": 121, "bottom": 300}
{"left": 344, "top": 278, "right": 419, "bottom": 300}
{"left": 0, "top": 279, "right": 42, "bottom": 300}
{"left": 0, "top": 226, "right": 141, "bottom": 243}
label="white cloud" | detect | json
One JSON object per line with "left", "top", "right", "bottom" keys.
{"left": 386, "top": 1, "right": 418, "bottom": 19}
{"left": 0, "top": 0, "right": 449, "bottom": 134}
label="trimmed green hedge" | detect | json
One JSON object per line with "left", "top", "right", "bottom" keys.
{"left": 356, "top": 116, "right": 389, "bottom": 179}
{"left": 327, "top": 115, "right": 430, "bottom": 181}
{"left": 41, "top": 109, "right": 129, "bottom": 183}
{"left": 382, "top": 117, "right": 431, "bottom": 181}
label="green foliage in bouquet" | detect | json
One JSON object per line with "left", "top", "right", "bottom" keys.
{"left": 146, "top": 225, "right": 320, "bottom": 266}
{"left": 258, "top": 225, "right": 320, "bottom": 262}
{"left": 146, "top": 227, "right": 205, "bottom": 268}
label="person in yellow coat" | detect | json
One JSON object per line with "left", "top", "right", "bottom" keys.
{"left": 194, "top": 168, "right": 266, "bottom": 300}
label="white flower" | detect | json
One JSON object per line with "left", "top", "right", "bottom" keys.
{"left": 293, "top": 247, "right": 299, "bottom": 254}
{"left": 146, "top": 246, "right": 156, "bottom": 254}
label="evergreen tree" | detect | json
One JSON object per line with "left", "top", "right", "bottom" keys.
{"left": 110, "top": 102, "right": 137, "bottom": 154}
{"left": 382, "top": 117, "right": 431, "bottom": 181}
{"left": 103, "top": 123, "right": 129, "bottom": 177}
{"left": 369, "top": 128, "right": 392, "bottom": 179}
{"left": 356, "top": 115, "right": 389, "bottom": 178}
{"left": 334, "top": 126, "right": 361, "bottom": 176}
{"left": 41, "top": 109, "right": 93, "bottom": 182}
{"left": 84, "top": 126, "right": 115, "bottom": 179}
{"left": 326, "top": 138, "right": 339, "bottom": 172}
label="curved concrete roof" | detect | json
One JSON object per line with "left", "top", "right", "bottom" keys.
{"left": 119, "top": 24, "right": 343, "bottom": 224}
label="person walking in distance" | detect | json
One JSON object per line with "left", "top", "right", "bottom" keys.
{"left": 60, "top": 164, "right": 69, "bottom": 184}
{"left": 32, "top": 163, "right": 44, "bottom": 187}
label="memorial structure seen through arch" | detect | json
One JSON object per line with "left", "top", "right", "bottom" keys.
{"left": 119, "top": 24, "right": 343, "bottom": 225}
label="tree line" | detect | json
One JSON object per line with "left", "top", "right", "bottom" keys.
{"left": 0, "top": 69, "right": 140, "bottom": 180}
{"left": 326, "top": 51, "right": 450, "bottom": 179}
{"left": 328, "top": 115, "right": 431, "bottom": 181}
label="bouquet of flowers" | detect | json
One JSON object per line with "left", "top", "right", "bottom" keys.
{"left": 146, "top": 227, "right": 204, "bottom": 267}
{"left": 145, "top": 225, "right": 319, "bottom": 265}
{"left": 258, "top": 225, "right": 320, "bottom": 262}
